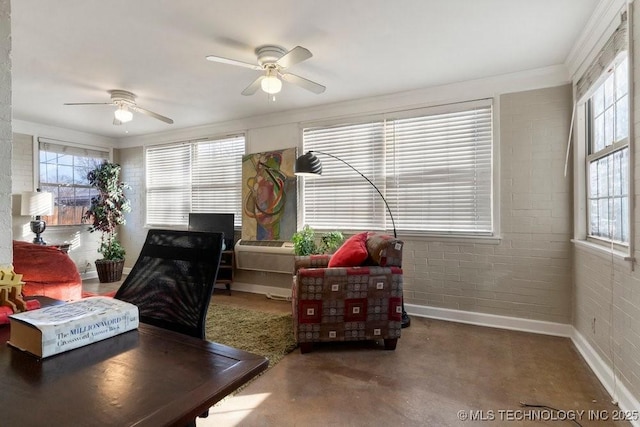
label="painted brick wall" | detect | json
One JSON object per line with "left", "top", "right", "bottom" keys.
{"left": 0, "top": 0, "right": 11, "bottom": 264}
{"left": 117, "top": 146, "right": 146, "bottom": 267}
{"left": 403, "top": 84, "right": 574, "bottom": 324}
{"left": 572, "top": 4, "right": 640, "bottom": 402}
{"left": 10, "top": 133, "right": 32, "bottom": 192}
{"left": 574, "top": 248, "right": 640, "bottom": 400}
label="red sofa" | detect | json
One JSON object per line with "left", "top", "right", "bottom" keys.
{"left": 13, "top": 240, "right": 82, "bottom": 301}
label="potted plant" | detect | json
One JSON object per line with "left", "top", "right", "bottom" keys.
{"left": 83, "top": 161, "right": 131, "bottom": 283}
{"left": 319, "top": 230, "right": 345, "bottom": 254}
{"left": 292, "top": 225, "right": 344, "bottom": 256}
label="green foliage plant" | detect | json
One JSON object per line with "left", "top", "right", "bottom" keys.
{"left": 83, "top": 162, "right": 131, "bottom": 261}
{"left": 292, "top": 225, "right": 317, "bottom": 256}
{"left": 292, "top": 226, "right": 344, "bottom": 256}
{"left": 319, "top": 231, "right": 344, "bottom": 254}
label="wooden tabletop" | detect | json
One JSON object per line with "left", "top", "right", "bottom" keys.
{"left": 0, "top": 298, "right": 268, "bottom": 427}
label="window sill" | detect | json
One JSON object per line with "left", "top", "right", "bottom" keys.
{"left": 571, "top": 239, "right": 630, "bottom": 261}
{"left": 48, "top": 224, "right": 86, "bottom": 229}
{"left": 401, "top": 233, "right": 502, "bottom": 245}
{"left": 308, "top": 229, "right": 502, "bottom": 245}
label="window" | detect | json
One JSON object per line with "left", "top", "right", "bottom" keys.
{"left": 38, "top": 138, "right": 110, "bottom": 226}
{"left": 301, "top": 100, "right": 493, "bottom": 236}
{"left": 574, "top": 10, "right": 630, "bottom": 249}
{"left": 145, "top": 135, "right": 245, "bottom": 227}
{"left": 586, "top": 55, "right": 629, "bottom": 245}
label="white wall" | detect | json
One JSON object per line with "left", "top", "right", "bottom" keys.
{"left": 0, "top": 0, "right": 11, "bottom": 266}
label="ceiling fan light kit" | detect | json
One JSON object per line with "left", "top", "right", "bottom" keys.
{"left": 114, "top": 105, "right": 133, "bottom": 123}
{"left": 206, "top": 44, "right": 326, "bottom": 96}
{"left": 261, "top": 68, "right": 282, "bottom": 94}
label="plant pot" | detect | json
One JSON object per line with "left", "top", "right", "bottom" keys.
{"left": 95, "top": 259, "right": 125, "bottom": 283}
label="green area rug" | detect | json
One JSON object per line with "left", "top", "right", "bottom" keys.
{"left": 205, "top": 302, "right": 297, "bottom": 368}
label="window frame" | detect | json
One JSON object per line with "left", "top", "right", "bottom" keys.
{"left": 582, "top": 54, "right": 630, "bottom": 251}
{"left": 37, "top": 138, "right": 111, "bottom": 227}
{"left": 299, "top": 99, "right": 497, "bottom": 239}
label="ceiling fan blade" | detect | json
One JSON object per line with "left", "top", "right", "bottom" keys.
{"left": 205, "top": 55, "right": 262, "bottom": 71}
{"left": 64, "top": 102, "right": 114, "bottom": 106}
{"left": 276, "top": 46, "right": 312, "bottom": 69}
{"left": 241, "top": 75, "right": 265, "bottom": 96}
{"left": 280, "top": 72, "right": 326, "bottom": 94}
{"left": 130, "top": 106, "right": 174, "bottom": 124}
{"left": 113, "top": 118, "right": 123, "bottom": 126}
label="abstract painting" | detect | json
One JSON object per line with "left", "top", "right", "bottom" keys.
{"left": 241, "top": 148, "right": 297, "bottom": 241}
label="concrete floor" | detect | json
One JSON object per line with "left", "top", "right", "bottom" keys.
{"left": 82, "top": 280, "right": 628, "bottom": 426}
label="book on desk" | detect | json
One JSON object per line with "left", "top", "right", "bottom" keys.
{"left": 7, "top": 296, "right": 139, "bottom": 358}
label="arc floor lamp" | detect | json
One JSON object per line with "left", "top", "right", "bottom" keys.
{"left": 295, "top": 150, "right": 410, "bottom": 328}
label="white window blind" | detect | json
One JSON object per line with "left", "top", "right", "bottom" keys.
{"left": 303, "top": 122, "right": 386, "bottom": 230}
{"left": 146, "top": 143, "right": 191, "bottom": 226}
{"left": 386, "top": 105, "right": 493, "bottom": 235}
{"left": 145, "top": 135, "right": 245, "bottom": 227}
{"left": 302, "top": 100, "right": 493, "bottom": 236}
{"left": 192, "top": 138, "right": 244, "bottom": 218}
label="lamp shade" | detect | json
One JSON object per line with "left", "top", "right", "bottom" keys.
{"left": 261, "top": 75, "right": 282, "bottom": 94}
{"left": 294, "top": 151, "right": 323, "bottom": 176}
{"left": 21, "top": 191, "right": 54, "bottom": 216}
{"left": 114, "top": 106, "right": 133, "bottom": 123}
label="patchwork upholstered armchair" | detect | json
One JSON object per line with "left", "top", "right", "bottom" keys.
{"left": 292, "top": 232, "right": 403, "bottom": 353}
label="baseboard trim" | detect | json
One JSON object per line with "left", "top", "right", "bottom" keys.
{"left": 404, "top": 303, "right": 573, "bottom": 337}
{"left": 222, "top": 281, "right": 292, "bottom": 299}
{"left": 571, "top": 330, "right": 640, "bottom": 427}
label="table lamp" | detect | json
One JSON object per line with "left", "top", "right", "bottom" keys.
{"left": 21, "top": 190, "right": 54, "bottom": 245}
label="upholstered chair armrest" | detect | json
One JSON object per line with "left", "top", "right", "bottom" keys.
{"left": 295, "top": 265, "right": 403, "bottom": 287}
{"left": 294, "top": 254, "right": 331, "bottom": 273}
{"left": 366, "top": 233, "right": 404, "bottom": 267}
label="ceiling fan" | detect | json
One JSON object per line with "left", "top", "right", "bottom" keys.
{"left": 206, "top": 45, "right": 326, "bottom": 96}
{"left": 64, "top": 90, "right": 174, "bottom": 125}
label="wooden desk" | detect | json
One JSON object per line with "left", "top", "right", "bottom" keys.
{"left": 0, "top": 301, "right": 268, "bottom": 426}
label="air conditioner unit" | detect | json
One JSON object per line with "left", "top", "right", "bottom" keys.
{"left": 234, "top": 239, "right": 295, "bottom": 274}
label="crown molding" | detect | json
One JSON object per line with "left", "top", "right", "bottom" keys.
{"left": 12, "top": 119, "right": 117, "bottom": 148}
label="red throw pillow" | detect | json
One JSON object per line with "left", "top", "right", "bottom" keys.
{"left": 328, "top": 232, "right": 369, "bottom": 268}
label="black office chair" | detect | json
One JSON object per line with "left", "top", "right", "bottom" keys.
{"left": 115, "top": 229, "right": 223, "bottom": 426}
{"left": 115, "top": 229, "right": 224, "bottom": 340}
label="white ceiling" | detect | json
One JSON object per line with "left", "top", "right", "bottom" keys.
{"left": 11, "top": 0, "right": 600, "bottom": 139}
